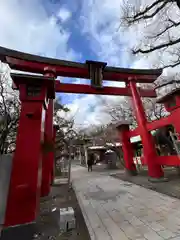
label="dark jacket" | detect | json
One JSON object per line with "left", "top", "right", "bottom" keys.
{"left": 87, "top": 154, "right": 94, "bottom": 166}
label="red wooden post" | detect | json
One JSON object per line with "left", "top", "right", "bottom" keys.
{"left": 129, "top": 81, "right": 164, "bottom": 178}
{"left": 41, "top": 67, "right": 56, "bottom": 197}
{"left": 4, "top": 73, "right": 55, "bottom": 227}
{"left": 116, "top": 122, "right": 137, "bottom": 175}
{"left": 41, "top": 99, "right": 54, "bottom": 197}
{"left": 50, "top": 125, "right": 58, "bottom": 185}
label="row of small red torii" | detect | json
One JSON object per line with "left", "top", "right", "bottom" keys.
{"left": 0, "top": 46, "right": 180, "bottom": 227}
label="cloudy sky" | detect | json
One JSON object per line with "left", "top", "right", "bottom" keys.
{"left": 0, "top": 0, "right": 178, "bottom": 129}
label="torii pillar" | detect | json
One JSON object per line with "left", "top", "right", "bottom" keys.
{"left": 41, "top": 67, "right": 56, "bottom": 197}
{"left": 129, "top": 80, "right": 164, "bottom": 179}
{"left": 116, "top": 121, "right": 137, "bottom": 175}
{"left": 4, "top": 73, "right": 55, "bottom": 228}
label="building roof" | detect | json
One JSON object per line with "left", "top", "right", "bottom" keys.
{"left": 88, "top": 130, "right": 157, "bottom": 150}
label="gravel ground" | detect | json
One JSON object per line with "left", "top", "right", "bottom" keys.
{"left": 111, "top": 168, "right": 180, "bottom": 199}
{"left": 34, "top": 184, "right": 90, "bottom": 240}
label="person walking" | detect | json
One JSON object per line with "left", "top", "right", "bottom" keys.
{"left": 87, "top": 153, "right": 94, "bottom": 172}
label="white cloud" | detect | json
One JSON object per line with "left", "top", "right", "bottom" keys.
{"left": 3, "top": 0, "right": 178, "bottom": 129}
{"left": 0, "top": 1, "right": 76, "bottom": 60}
{"left": 0, "top": 0, "right": 84, "bottom": 124}
{"left": 78, "top": 0, "right": 180, "bottom": 73}
{"left": 57, "top": 8, "right": 72, "bottom": 23}
{"left": 69, "top": 0, "right": 180, "bottom": 128}
{"left": 61, "top": 94, "right": 123, "bottom": 130}
{"left": 79, "top": 0, "right": 130, "bottom": 67}
{"left": 0, "top": 0, "right": 87, "bottom": 127}
{"left": 65, "top": 0, "right": 131, "bottom": 127}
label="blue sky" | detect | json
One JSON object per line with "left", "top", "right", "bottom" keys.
{"left": 0, "top": 0, "right": 153, "bottom": 128}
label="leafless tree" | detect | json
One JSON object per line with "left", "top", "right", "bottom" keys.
{"left": 95, "top": 96, "right": 137, "bottom": 128}
{"left": 96, "top": 91, "right": 167, "bottom": 131}
{"left": 0, "top": 62, "right": 78, "bottom": 160}
{"left": 0, "top": 63, "right": 20, "bottom": 154}
{"left": 144, "top": 98, "right": 167, "bottom": 120}
{"left": 140, "top": 83, "right": 168, "bottom": 120}
{"left": 121, "top": 0, "right": 180, "bottom": 68}
{"left": 54, "top": 98, "right": 80, "bottom": 173}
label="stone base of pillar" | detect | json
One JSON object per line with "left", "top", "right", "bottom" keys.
{"left": 125, "top": 169, "right": 138, "bottom": 176}
{"left": 148, "top": 177, "right": 169, "bottom": 183}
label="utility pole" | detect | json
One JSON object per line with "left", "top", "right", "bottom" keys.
{"left": 67, "top": 141, "right": 72, "bottom": 190}
{"left": 67, "top": 139, "right": 75, "bottom": 190}
{"left": 83, "top": 144, "right": 88, "bottom": 167}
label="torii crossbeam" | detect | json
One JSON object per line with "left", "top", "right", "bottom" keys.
{"left": 0, "top": 46, "right": 162, "bottom": 97}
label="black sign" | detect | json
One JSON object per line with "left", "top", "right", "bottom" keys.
{"left": 86, "top": 60, "right": 106, "bottom": 89}
{"left": 26, "top": 84, "right": 42, "bottom": 97}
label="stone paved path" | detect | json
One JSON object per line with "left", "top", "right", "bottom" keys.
{"left": 72, "top": 164, "right": 180, "bottom": 240}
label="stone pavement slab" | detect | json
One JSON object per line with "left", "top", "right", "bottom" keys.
{"left": 72, "top": 165, "right": 180, "bottom": 240}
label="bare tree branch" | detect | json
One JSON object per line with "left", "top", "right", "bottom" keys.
{"left": 122, "top": 0, "right": 170, "bottom": 26}
{"left": 148, "top": 19, "right": 180, "bottom": 39}
{"left": 175, "top": 0, "right": 180, "bottom": 9}
{"left": 129, "top": 1, "right": 169, "bottom": 24}
{"left": 133, "top": 37, "right": 180, "bottom": 54}
{"left": 0, "top": 64, "right": 20, "bottom": 154}
{"left": 121, "top": 0, "right": 180, "bottom": 68}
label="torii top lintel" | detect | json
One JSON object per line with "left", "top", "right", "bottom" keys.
{"left": 0, "top": 46, "right": 162, "bottom": 83}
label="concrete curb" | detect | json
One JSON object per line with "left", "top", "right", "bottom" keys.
{"left": 72, "top": 181, "right": 96, "bottom": 240}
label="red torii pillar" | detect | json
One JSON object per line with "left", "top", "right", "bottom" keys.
{"left": 41, "top": 99, "right": 54, "bottom": 197}
{"left": 129, "top": 81, "right": 164, "bottom": 179}
{"left": 41, "top": 67, "right": 56, "bottom": 197}
{"left": 116, "top": 122, "right": 137, "bottom": 175}
{"left": 4, "top": 73, "right": 55, "bottom": 227}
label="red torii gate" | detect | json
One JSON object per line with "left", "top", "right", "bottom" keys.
{"left": 0, "top": 46, "right": 164, "bottom": 230}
